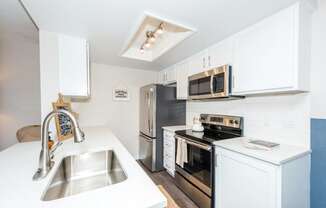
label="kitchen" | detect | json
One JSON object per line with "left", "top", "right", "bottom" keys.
{"left": 0, "top": 0, "right": 325, "bottom": 208}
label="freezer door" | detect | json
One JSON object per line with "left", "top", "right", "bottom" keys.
{"left": 139, "top": 85, "right": 156, "bottom": 137}
{"left": 139, "top": 133, "right": 157, "bottom": 171}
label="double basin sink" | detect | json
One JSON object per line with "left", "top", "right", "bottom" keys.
{"left": 42, "top": 150, "right": 127, "bottom": 201}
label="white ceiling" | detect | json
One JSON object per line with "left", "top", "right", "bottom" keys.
{"left": 20, "top": 0, "right": 299, "bottom": 71}
{"left": 0, "top": 0, "right": 38, "bottom": 41}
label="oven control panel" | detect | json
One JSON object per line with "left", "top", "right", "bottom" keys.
{"left": 200, "top": 114, "right": 242, "bottom": 129}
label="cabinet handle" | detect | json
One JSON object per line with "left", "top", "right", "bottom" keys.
{"left": 208, "top": 56, "right": 211, "bottom": 68}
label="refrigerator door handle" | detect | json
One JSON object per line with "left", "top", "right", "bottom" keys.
{"left": 147, "top": 92, "right": 151, "bottom": 134}
{"left": 149, "top": 90, "right": 153, "bottom": 134}
{"left": 140, "top": 133, "right": 154, "bottom": 142}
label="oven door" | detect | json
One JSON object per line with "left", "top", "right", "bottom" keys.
{"left": 175, "top": 136, "right": 212, "bottom": 197}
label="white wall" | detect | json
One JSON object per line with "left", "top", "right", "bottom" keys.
{"left": 0, "top": 33, "right": 41, "bottom": 150}
{"left": 310, "top": 0, "right": 326, "bottom": 119}
{"left": 73, "top": 63, "right": 157, "bottom": 158}
{"left": 187, "top": 94, "right": 311, "bottom": 147}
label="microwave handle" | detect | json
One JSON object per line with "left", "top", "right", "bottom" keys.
{"left": 210, "top": 75, "right": 214, "bottom": 94}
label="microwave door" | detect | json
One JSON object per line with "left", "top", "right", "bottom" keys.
{"left": 212, "top": 69, "right": 229, "bottom": 97}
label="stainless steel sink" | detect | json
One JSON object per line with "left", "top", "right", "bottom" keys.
{"left": 42, "top": 150, "right": 127, "bottom": 201}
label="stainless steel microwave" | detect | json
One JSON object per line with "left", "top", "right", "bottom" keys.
{"left": 188, "top": 65, "right": 232, "bottom": 100}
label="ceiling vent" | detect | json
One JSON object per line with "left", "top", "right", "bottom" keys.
{"left": 121, "top": 13, "right": 195, "bottom": 62}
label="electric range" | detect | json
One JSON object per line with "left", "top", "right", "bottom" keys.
{"left": 174, "top": 114, "right": 243, "bottom": 208}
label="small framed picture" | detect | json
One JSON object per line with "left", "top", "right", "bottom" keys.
{"left": 113, "top": 88, "right": 130, "bottom": 101}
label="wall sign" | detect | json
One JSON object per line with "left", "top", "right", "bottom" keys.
{"left": 113, "top": 88, "right": 130, "bottom": 101}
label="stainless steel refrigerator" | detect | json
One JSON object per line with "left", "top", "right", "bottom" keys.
{"left": 139, "top": 84, "right": 186, "bottom": 172}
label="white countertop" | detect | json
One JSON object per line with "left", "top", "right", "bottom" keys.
{"left": 162, "top": 125, "right": 190, "bottom": 132}
{"left": 0, "top": 127, "right": 166, "bottom": 208}
{"left": 214, "top": 137, "right": 311, "bottom": 165}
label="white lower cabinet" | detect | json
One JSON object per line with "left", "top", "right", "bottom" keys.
{"left": 163, "top": 130, "right": 175, "bottom": 176}
{"left": 215, "top": 147, "right": 310, "bottom": 208}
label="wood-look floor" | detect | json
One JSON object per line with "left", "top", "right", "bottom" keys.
{"left": 138, "top": 161, "right": 199, "bottom": 208}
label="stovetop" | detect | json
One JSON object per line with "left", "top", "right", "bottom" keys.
{"left": 175, "top": 114, "right": 243, "bottom": 145}
{"left": 175, "top": 129, "right": 240, "bottom": 145}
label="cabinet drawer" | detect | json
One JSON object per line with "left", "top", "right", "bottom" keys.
{"left": 164, "top": 140, "right": 174, "bottom": 147}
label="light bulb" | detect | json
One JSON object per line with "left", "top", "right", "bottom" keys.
{"left": 140, "top": 48, "right": 145, "bottom": 54}
{"left": 149, "top": 36, "right": 156, "bottom": 43}
{"left": 144, "top": 42, "right": 151, "bottom": 48}
{"left": 156, "top": 28, "right": 164, "bottom": 35}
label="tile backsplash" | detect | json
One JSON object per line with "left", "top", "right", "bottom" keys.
{"left": 187, "top": 93, "right": 310, "bottom": 147}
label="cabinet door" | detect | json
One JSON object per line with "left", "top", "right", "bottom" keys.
{"left": 232, "top": 5, "right": 296, "bottom": 95}
{"left": 58, "top": 35, "right": 90, "bottom": 97}
{"left": 159, "top": 67, "right": 176, "bottom": 85}
{"left": 158, "top": 70, "right": 166, "bottom": 84}
{"left": 176, "top": 61, "right": 189, "bottom": 100}
{"left": 208, "top": 37, "right": 234, "bottom": 69}
{"left": 163, "top": 130, "right": 176, "bottom": 176}
{"left": 188, "top": 50, "right": 209, "bottom": 76}
{"left": 166, "top": 66, "right": 176, "bottom": 84}
{"left": 215, "top": 148, "right": 278, "bottom": 208}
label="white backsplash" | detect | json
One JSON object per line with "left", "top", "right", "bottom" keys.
{"left": 187, "top": 93, "right": 311, "bottom": 148}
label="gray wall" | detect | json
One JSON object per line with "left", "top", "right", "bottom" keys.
{"left": 0, "top": 33, "right": 41, "bottom": 150}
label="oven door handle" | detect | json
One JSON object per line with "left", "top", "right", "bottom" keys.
{"left": 175, "top": 135, "right": 212, "bottom": 151}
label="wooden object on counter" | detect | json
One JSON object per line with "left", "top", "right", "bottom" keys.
{"left": 16, "top": 125, "right": 41, "bottom": 143}
{"left": 52, "top": 93, "right": 78, "bottom": 141}
{"left": 157, "top": 185, "right": 180, "bottom": 208}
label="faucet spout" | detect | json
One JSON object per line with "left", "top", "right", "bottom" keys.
{"left": 33, "top": 109, "right": 85, "bottom": 181}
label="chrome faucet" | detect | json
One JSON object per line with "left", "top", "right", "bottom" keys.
{"left": 33, "top": 109, "right": 85, "bottom": 181}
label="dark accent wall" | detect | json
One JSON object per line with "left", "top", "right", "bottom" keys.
{"left": 311, "top": 118, "right": 326, "bottom": 208}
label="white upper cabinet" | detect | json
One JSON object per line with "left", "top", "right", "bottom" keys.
{"left": 208, "top": 37, "right": 234, "bottom": 69}
{"left": 166, "top": 66, "right": 176, "bottom": 84}
{"left": 161, "top": 2, "right": 313, "bottom": 98}
{"left": 232, "top": 2, "right": 312, "bottom": 95}
{"left": 158, "top": 70, "right": 165, "bottom": 84}
{"left": 159, "top": 66, "right": 176, "bottom": 85}
{"left": 188, "top": 50, "right": 209, "bottom": 76}
{"left": 188, "top": 38, "right": 234, "bottom": 76}
{"left": 58, "top": 35, "right": 90, "bottom": 97}
{"left": 175, "top": 61, "right": 189, "bottom": 100}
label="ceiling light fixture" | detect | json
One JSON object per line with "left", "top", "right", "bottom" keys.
{"left": 147, "top": 32, "right": 156, "bottom": 43}
{"left": 155, "top": 23, "right": 164, "bottom": 35}
{"left": 139, "top": 22, "right": 165, "bottom": 54}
